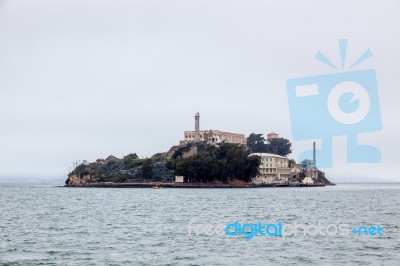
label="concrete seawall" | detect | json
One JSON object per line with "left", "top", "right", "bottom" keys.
{"left": 64, "top": 182, "right": 326, "bottom": 188}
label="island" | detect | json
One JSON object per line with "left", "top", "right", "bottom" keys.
{"left": 65, "top": 135, "right": 335, "bottom": 188}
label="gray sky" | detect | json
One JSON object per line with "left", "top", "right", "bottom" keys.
{"left": 0, "top": 0, "right": 399, "bottom": 182}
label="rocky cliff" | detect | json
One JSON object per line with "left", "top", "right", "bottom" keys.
{"left": 65, "top": 153, "right": 174, "bottom": 186}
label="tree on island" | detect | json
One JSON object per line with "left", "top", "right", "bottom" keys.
{"left": 246, "top": 133, "right": 269, "bottom": 153}
{"left": 167, "top": 142, "right": 260, "bottom": 183}
{"left": 247, "top": 133, "right": 292, "bottom": 157}
{"left": 268, "top": 138, "right": 292, "bottom": 157}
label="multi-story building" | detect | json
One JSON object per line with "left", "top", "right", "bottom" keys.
{"left": 250, "top": 153, "right": 291, "bottom": 184}
{"left": 182, "top": 130, "right": 246, "bottom": 145}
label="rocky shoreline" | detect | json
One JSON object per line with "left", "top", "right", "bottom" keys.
{"left": 63, "top": 182, "right": 328, "bottom": 188}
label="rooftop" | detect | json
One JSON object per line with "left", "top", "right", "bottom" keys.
{"left": 249, "top": 153, "right": 287, "bottom": 159}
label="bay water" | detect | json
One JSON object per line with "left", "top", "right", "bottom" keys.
{"left": 0, "top": 183, "right": 399, "bottom": 265}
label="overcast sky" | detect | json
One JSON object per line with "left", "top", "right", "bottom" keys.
{"left": 0, "top": 0, "right": 399, "bottom": 183}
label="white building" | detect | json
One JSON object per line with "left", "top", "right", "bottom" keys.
{"left": 250, "top": 153, "right": 291, "bottom": 184}
{"left": 302, "top": 177, "right": 314, "bottom": 185}
{"left": 175, "top": 176, "right": 184, "bottom": 183}
{"left": 180, "top": 113, "right": 246, "bottom": 145}
{"left": 182, "top": 129, "right": 246, "bottom": 145}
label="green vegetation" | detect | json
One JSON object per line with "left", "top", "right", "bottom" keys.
{"left": 170, "top": 143, "right": 206, "bottom": 160}
{"left": 246, "top": 133, "right": 292, "bottom": 157}
{"left": 151, "top": 152, "right": 167, "bottom": 162}
{"left": 246, "top": 133, "right": 267, "bottom": 153}
{"left": 268, "top": 138, "right": 292, "bottom": 157}
{"left": 67, "top": 153, "right": 174, "bottom": 185}
{"left": 141, "top": 159, "right": 153, "bottom": 179}
{"left": 123, "top": 153, "right": 145, "bottom": 168}
{"left": 74, "top": 164, "right": 89, "bottom": 175}
{"left": 166, "top": 142, "right": 260, "bottom": 183}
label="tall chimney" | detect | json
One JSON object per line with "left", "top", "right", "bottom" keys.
{"left": 194, "top": 112, "right": 200, "bottom": 142}
{"left": 313, "top": 141, "right": 316, "bottom": 165}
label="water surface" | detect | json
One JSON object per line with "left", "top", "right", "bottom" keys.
{"left": 0, "top": 183, "right": 399, "bottom": 265}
